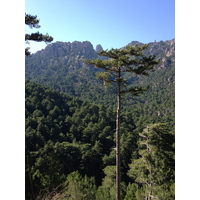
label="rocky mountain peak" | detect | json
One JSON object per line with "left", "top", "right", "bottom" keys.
{"left": 165, "top": 39, "right": 175, "bottom": 57}
{"left": 37, "top": 41, "right": 97, "bottom": 59}
{"left": 26, "top": 39, "right": 175, "bottom": 75}
{"left": 127, "top": 41, "right": 143, "bottom": 46}
{"left": 96, "top": 44, "right": 103, "bottom": 52}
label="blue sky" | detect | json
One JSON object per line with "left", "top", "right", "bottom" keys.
{"left": 26, "top": 0, "right": 174, "bottom": 53}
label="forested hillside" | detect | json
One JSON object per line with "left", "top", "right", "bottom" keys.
{"left": 25, "top": 39, "right": 175, "bottom": 199}
{"left": 25, "top": 80, "right": 174, "bottom": 199}
{"left": 26, "top": 39, "right": 175, "bottom": 131}
{"left": 25, "top": 40, "right": 174, "bottom": 102}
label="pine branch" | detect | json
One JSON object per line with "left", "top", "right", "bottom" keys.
{"left": 120, "top": 86, "right": 149, "bottom": 96}
{"left": 25, "top": 47, "right": 31, "bottom": 56}
{"left": 25, "top": 13, "right": 40, "bottom": 28}
{"left": 25, "top": 13, "right": 53, "bottom": 55}
{"left": 25, "top": 32, "right": 53, "bottom": 43}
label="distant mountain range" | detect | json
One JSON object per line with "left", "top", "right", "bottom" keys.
{"left": 26, "top": 39, "right": 174, "bottom": 70}
{"left": 25, "top": 39, "right": 174, "bottom": 88}
{"left": 25, "top": 39, "right": 175, "bottom": 130}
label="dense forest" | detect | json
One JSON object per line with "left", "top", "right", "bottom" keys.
{"left": 25, "top": 39, "right": 175, "bottom": 199}
{"left": 25, "top": 80, "right": 174, "bottom": 199}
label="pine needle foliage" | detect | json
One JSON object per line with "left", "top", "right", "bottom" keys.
{"left": 84, "top": 44, "right": 159, "bottom": 96}
{"left": 25, "top": 13, "right": 53, "bottom": 56}
{"left": 84, "top": 44, "right": 159, "bottom": 200}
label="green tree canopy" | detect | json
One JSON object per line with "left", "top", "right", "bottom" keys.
{"left": 84, "top": 44, "right": 159, "bottom": 95}
{"left": 25, "top": 13, "right": 53, "bottom": 56}
{"left": 84, "top": 44, "right": 159, "bottom": 200}
{"left": 128, "top": 123, "right": 175, "bottom": 200}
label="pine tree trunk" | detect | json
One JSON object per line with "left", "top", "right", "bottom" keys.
{"left": 116, "top": 73, "right": 121, "bottom": 200}
{"left": 26, "top": 155, "right": 35, "bottom": 199}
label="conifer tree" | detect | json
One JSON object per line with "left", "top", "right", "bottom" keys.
{"left": 84, "top": 44, "right": 159, "bottom": 200}
{"left": 128, "top": 124, "right": 175, "bottom": 200}
{"left": 25, "top": 13, "right": 53, "bottom": 56}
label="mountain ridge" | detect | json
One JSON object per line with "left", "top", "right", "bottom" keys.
{"left": 32, "top": 38, "right": 174, "bottom": 59}
{"left": 26, "top": 38, "right": 174, "bottom": 76}
{"left": 25, "top": 39, "right": 175, "bottom": 128}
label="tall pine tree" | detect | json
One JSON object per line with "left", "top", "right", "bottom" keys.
{"left": 84, "top": 44, "right": 159, "bottom": 200}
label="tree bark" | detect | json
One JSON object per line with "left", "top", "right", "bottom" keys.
{"left": 26, "top": 155, "right": 35, "bottom": 199}
{"left": 116, "top": 72, "right": 121, "bottom": 200}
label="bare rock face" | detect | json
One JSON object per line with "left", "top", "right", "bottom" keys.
{"left": 125, "top": 39, "right": 175, "bottom": 70}
{"left": 96, "top": 44, "right": 103, "bottom": 52}
{"left": 39, "top": 41, "right": 97, "bottom": 59}
{"left": 165, "top": 39, "right": 175, "bottom": 57}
